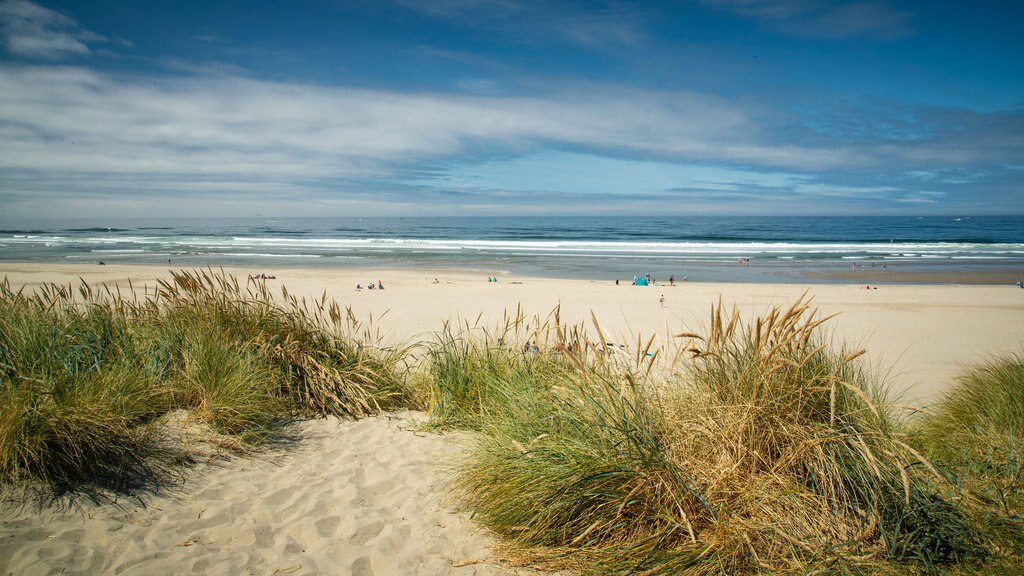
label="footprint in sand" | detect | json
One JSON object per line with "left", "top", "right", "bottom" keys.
{"left": 351, "top": 556, "right": 374, "bottom": 575}
{"left": 349, "top": 519, "right": 384, "bottom": 545}
{"left": 254, "top": 525, "right": 275, "bottom": 548}
{"left": 315, "top": 515, "right": 341, "bottom": 538}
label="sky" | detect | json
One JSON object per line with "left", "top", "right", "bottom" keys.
{"left": 0, "top": 0, "right": 1021, "bottom": 218}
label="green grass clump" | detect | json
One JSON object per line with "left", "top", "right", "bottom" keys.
{"left": 0, "top": 270, "right": 414, "bottom": 494}
{"left": 446, "top": 298, "right": 985, "bottom": 574}
{"left": 662, "top": 300, "right": 981, "bottom": 572}
{"left": 155, "top": 270, "right": 414, "bottom": 419}
{"left": 425, "top": 327, "right": 583, "bottom": 430}
{"left": 0, "top": 282, "right": 167, "bottom": 490}
{"left": 171, "top": 325, "right": 283, "bottom": 444}
{"left": 915, "top": 353, "right": 1024, "bottom": 562}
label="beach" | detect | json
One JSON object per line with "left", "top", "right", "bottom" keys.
{"left": 2, "top": 262, "right": 1023, "bottom": 574}
{"left": 2, "top": 262, "right": 1021, "bottom": 405}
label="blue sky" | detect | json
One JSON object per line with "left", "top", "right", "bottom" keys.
{"left": 0, "top": 0, "right": 1021, "bottom": 218}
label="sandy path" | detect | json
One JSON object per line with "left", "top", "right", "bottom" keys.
{"left": 0, "top": 413, "right": 533, "bottom": 576}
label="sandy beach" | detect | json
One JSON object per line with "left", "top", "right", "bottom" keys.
{"left": 2, "top": 262, "right": 1022, "bottom": 405}
{"left": 0, "top": 412, "right": 538, "bottom": 576}
{"left": 2, "top": 262, "right": 1022, "bottom": 574}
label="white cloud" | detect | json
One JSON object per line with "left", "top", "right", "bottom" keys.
{"left": 0, "top": 60, "right": 1015, "bottom": 217}
{"left": 0, "top": 64, "right": 863, "bottom": 187}
{"left": 0, "top": 0, "right": 104, "bottom": 59}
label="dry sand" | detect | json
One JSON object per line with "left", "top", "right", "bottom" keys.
{"left": 0, "top": 413, "right": 535, "bottom": 576}
{"left": 1, "top": 262, "right": 1023, "bottom": 574}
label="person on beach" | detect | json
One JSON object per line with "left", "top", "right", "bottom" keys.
{"left": 669, "top": 275, "right": 674, "bottom": 286}
{"left": 659, "top": 294, "right": 665, "bottom": 307}
{"left": 356, "top": 284, "right": 363, "bottom": 290}
{"left": 377, "top": 280, "right": 384, "bottom": 289}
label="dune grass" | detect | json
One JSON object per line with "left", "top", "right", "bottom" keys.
{"left": 2, "top": 269, "right": 1021, "bottom": 572}
{"left": 0, "top": 270, "right": 414, "bottom": 493}
{"left": 434, "top": 298, "right": 990, "bottom": 574}
{"left": 0, "top": 280, "right": 168, "bottom": 490}
{"left": 914, "top": 353, "right": 1024, "bottom": 562}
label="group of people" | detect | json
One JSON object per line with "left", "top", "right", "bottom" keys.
{"left": 619, "top": 273, "right": 686, "bottom": 286}
{"left": 356, "top": 280, "right": 384, "bottom": 290}
{"left": 852, "top": 262, "right": 887, "bottom": 270}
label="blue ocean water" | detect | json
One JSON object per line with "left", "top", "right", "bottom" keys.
{"left": 1, "top": 216, "right": 1021, "bottom": 283}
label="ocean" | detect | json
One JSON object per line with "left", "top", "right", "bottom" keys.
{"left": 1, "top": 216, "right": 1022, "bottom": 283}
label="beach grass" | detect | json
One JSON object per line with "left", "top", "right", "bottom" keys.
{"left": 437, "top": 298, "right": 991, "bottom": 574}
{"left": 0, "top": 280, "right": 169, "bottom": 490}
{"left": 0, "top": 270, "right": 413, "bottom": 492}
{"left": 2, "top": 270, "right": 1022, "bottom": 573}
{"left": 914, "top": 352, "right": 1024, "bottom": 562}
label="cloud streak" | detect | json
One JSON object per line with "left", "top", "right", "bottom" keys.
{"left": 702, "top": 0, "right": 913, "bottom": 40}
{"left": 0, "top": 63, "right": 860, "bottom": 179}
{"left": 0, "top": 0, "right": 104, "bottom": 59}
{"left": 0, "top": 1, "right": 1019, "bottom": 217}
{"left": 0, "top": 60, "right": 1019, "bottom": 216}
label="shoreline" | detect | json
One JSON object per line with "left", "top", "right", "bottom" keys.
{"left": 2, "top": 258, "right": 1022, "bottom": 286}
{"left": 3, "top": 262, "right": 1023, "bottom": 407}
